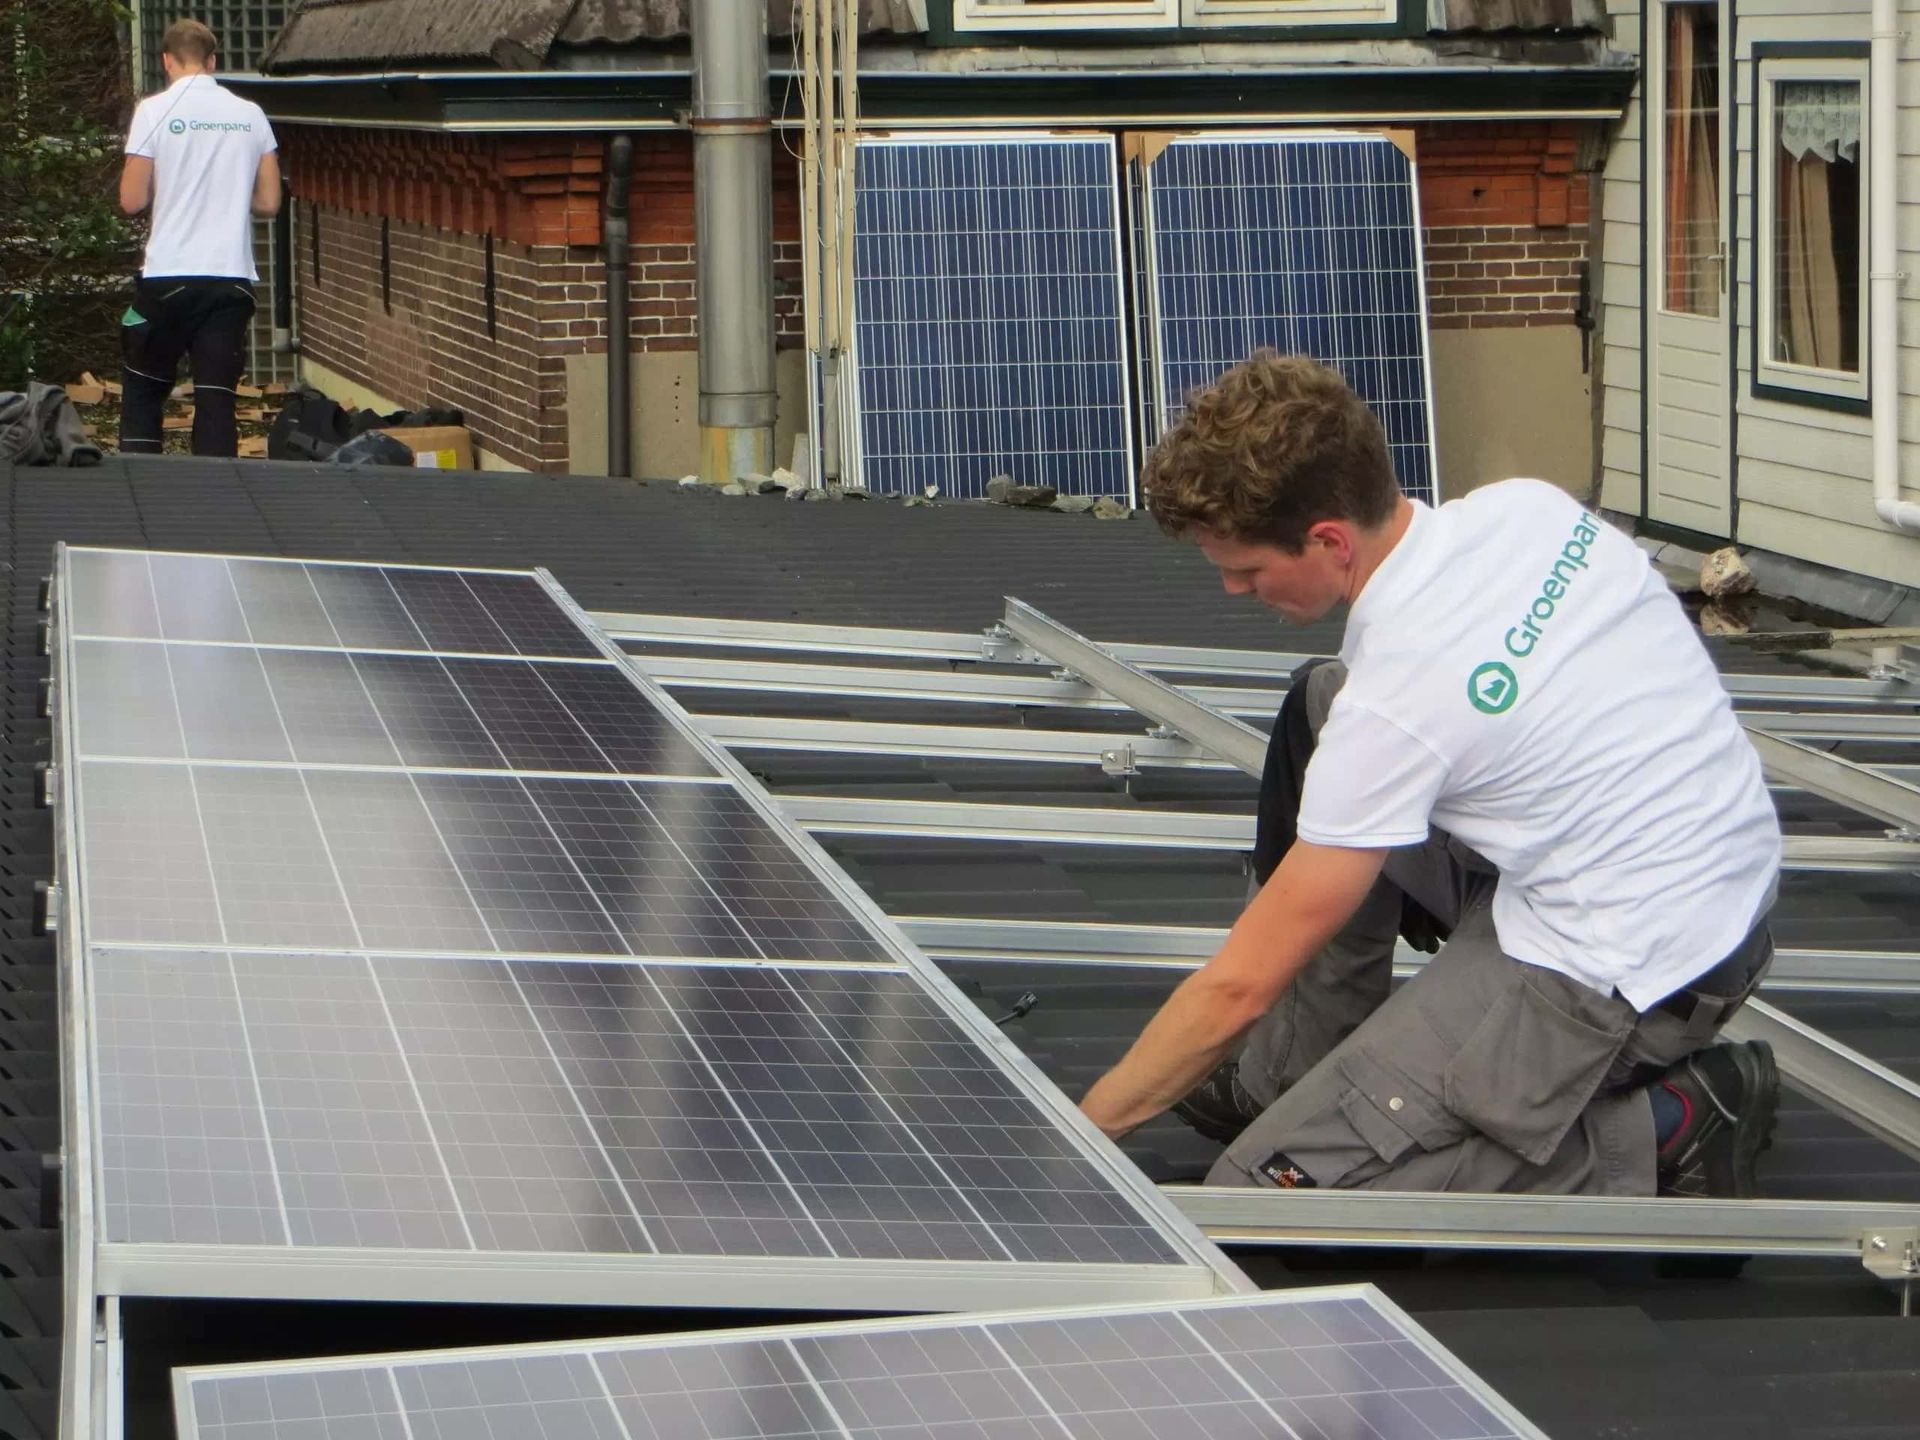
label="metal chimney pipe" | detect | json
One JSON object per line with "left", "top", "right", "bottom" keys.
{"left": 692, "top": 0, "right": 776, "bottom": 485}
{"left": 604, "top": 135, "right": 635, "bottom": 480}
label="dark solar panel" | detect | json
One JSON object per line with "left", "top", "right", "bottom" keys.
{"left": 1138, "top": 135, "right": 1439, "bottom": 504}
{"left": 59, "top": 547, "right": 1221, "bottom": 1300}
{"left": 175, "top": 1293, "right": 1539, "bottom": 1440}
{"left": 92, "top": 950, "right": 1185, "bottom": 1266}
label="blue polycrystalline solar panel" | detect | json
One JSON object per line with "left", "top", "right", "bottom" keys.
{"left": 53, "top": 546, "right": 1237, "bottom": 1307}
{"left": 1137, "top": 135, "right": 1439, "bottom": 503}
{"left": 174, "top": 1290, "right": 1546, "bottom": 1440}
{"left": 851, "top": 137, "right": 1136, "bottom": 500}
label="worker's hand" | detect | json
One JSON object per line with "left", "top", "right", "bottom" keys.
{"left": 1078, "top": 841, "right": 1389, "bottom": 1140}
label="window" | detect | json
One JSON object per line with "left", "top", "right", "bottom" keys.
{"left": 1661, "top": 2, "right": 1722, "bottom": 316}
{"left": 1183, "top": 0, "right": 1396, "bottom": 25}
{"left": 950, "top": 0, "right": 1395, "bottom": 29}
{"left": 1756, "top": 55, "right": 1868, "bottom": 407}
{"left": 951, "top": 0, "right": 1178, "bottom": 29}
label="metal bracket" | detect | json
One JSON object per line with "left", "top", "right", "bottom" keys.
{"left": 35, "top": 762, "right": 56, "bottom": 811}
{"left": 1863, "top": 1227, "right": 1919, "bottom": 1315}
{"left": 38, "top": 678, "right": 54, "bottom": 719}
{"left": 978, "top": 624, "right": 1041, "bottom": 666}
{"left": 1100, "top": 744, "right": 1139, "bottom": 778}
{"left": 1867, "top": 644, "right": 1920, "bottom": 686}
{"left": 35, "top": 881, "right": 58, "bottom": 936}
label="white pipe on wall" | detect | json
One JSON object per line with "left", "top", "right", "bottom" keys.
{"left": 1872, "top": 0, "right": 1920, "bottom": 532}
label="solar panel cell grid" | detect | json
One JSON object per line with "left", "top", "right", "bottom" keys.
{"left": 62, "top": 548, "right": 1225, "bottom": 1299}
{"left": 91, "top": 951, "right": 1184, "bottom": 1267}
{"left": 178, "top": 1294, "right": 1535, "bottom": 1440}
{"left": 1140, "top": 136, "right": 1438, "bottom": 504}
{"left": 852, "top": 139, "right": 1135, "bottom": 500}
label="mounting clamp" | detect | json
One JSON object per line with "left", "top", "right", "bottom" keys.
{"left": 1100, "top": 744, "right": 1139, "bottom": 778}
{"left": 1863, "top": 1227, "right": 1919, "bottom": 1315}
{"left": 35, "top": 762, "right": 56, "bottom": 811}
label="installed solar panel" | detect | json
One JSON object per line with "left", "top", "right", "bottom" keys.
{"left": 94, "top": 951, "right": 1182, "bottom": 1266}
{"left": 174, "top": 1289, "right": 1545, "bottom": 1440}
{"left": 850, "top": 136, "right": 1136, "bottom": 501}
{"left": 1135, "top": 133, "right": 1440, "bottom": 503}
{"left": 66, "top": 548, "right": 604, "bottom": 658}
{"left": 54, "top": 546, "right": 1237, "bottom": 1311}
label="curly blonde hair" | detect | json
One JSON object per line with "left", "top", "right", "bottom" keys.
{"left": 1142, "top": 350, "right": 1399, "bottom": 551}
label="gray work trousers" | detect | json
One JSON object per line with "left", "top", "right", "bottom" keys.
{"left": 1210, "top": 663, "right": 1773, "bottom": 1197}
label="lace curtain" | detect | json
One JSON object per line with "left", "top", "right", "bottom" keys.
{"left": 1777, "top": 80, "right": 1861, "bottom": 164}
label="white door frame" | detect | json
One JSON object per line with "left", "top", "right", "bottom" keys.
{"left": 1645, "top": 0, "right": 1736, "bottom": 537}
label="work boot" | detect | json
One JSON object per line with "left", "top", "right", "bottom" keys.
{"left": 1171, "top": 1060, "right": 1265, "bottom": 1145}
{"left": 1654, "top": 1040, "right": 1779, "bottom": 1198}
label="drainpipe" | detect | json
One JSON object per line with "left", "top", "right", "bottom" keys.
{"left": 604, "top": 135, "right": 635, "bottom": 480}
{"left": 1871, "top": 0, "right": 1920, "bottom": 532}
{"left": 271, "top": 185, "right": 299, "bottom": 354}
{"left": 692, "top": 0, "right": 776, "bottom": 485}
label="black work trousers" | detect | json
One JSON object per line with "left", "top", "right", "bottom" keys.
{"left": 119, "top": 277, "right": 256, "bottom": 458}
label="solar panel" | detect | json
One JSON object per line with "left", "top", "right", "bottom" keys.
{"left": 1134, "top": 133, "right": 1440, "bottom": 503}
{"left": 53, "top": 546, "right": 1239, "bottom": 1311}
{"left": 94, "top": 950, "right": 1184, "bottom": 1266}
{"left": 849, "top": 136, "right": 1137, "bottom": 501}
{"left": 173, "top": 1289, "right": 1546, "bottom": 1440}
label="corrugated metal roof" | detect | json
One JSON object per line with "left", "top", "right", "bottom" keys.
{"left": 263, "top": 0, "right": 925, "bottom": 73}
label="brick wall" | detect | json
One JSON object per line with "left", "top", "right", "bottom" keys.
{"left": 284, "top": 128, "right": 804, "bottom": 472}
{"left": 1411, "top": 120, "right": 1595, "bottom": 330}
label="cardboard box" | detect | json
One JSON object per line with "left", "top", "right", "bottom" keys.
{"left": 376, "top": 425, "right": 474, "bottom": 471}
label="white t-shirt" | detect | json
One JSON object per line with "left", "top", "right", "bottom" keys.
{"left": 126, "top": 75, "right": 276, "bottom": 281}
{"left": 1296, "top": 479, "right": 1782, "bottom": 1008}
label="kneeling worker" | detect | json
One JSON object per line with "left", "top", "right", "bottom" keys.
{"left": 1080, "top": 351, "right": 1782, "bottom": 1198}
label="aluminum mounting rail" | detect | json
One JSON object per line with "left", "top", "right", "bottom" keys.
{"left": 592, "top": 608, "right": 1920, "bottom": 704}
{"left": 631, "top": 653, "right": 1920, "bottom": 745}
{"left": 1723, "top": 999, "right": 1920, "bottom": 1163}
{"left": 779, "top": 794, "right": 1919, "bottom": 873}
{"left": 1164, "top": 1187, "right": 1920, "bottom": 1259}
{"left": 900, "top": 916, "right": 1920, "bottom": 994}
{"left": 1746, "top": 730, "right": 1920, "bottom": 835}
{"left": 1002, "top": 598, "right": 1270, "bottom": 775}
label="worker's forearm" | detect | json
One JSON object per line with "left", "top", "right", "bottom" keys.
{"left": 1079, "top": 968, "right": 1271, "bottom": 1140}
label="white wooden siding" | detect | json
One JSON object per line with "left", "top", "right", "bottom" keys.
{"left": 1599, "top": 0, "right": 1646, "bottom": 515}
{"left": 1731, "top": 0, "right": 1920, "bottom": 586}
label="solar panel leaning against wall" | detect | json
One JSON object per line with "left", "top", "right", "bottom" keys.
{"left": 1131, "top": 132, "right": 1441, "bottom": 505}
{"left": 842, "top": 131, "right": 1439, "bottom": 506}
{"left": 47, "top": 544, "right": 1246, "bottom": 1436}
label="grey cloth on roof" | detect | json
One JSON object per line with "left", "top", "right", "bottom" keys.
{"left": 0, "top": 384, "right": 104, "bottom": 468}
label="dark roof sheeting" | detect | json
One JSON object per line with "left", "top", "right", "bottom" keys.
{"left": 264, "top": 0, "right": 924, "bottom": 73}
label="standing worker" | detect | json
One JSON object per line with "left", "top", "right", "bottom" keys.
{"left": 1081, "top": 350, "right": 1784, "bottom": 1200}
{"left": 116, "top": 19, "right": 279, "bottom": 458}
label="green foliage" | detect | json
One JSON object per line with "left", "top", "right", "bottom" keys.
{"left": 0, "top": 0, "right": 139, "bottom": 387}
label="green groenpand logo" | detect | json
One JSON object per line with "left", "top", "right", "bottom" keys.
{"left": 1467, "top": 510, "right": 1605, "bottom": 716}
{"left": 1468, "top": 661, "right": 1518, "bottom": 715}
{"left": 168, "top": 118, "right": 186, "bottom": 135}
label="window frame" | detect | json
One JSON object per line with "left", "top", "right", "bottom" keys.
{"left": 1751, "top": 46, "right": 1871, "bottom": 413}
{"left": 1183, "top": 0, "right": 1397, "bottom": 27}
{"left": 950, "top": 0, "right": 1179, "bottom": 30}
{"left": 946, "top": 0, "right": 1399, "bottom": 32}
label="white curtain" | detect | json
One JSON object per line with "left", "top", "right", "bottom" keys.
{"left": 1776, "top": 80, "right": 1860, "bottom": 164}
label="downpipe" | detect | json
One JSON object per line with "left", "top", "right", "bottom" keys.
{"left": 1871, "top": 0, "right": 1920, "bottom": 532}
{"left": 272, "top": 185, "right": 300, "bottom": 355}
{"left": 604, "top": 135, "right": 635, "bottom": 480}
